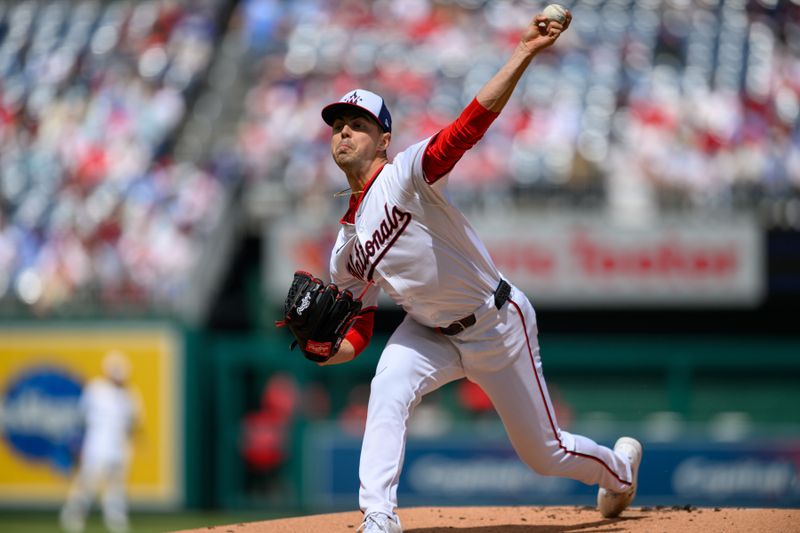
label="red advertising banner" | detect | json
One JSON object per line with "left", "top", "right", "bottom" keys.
{"left": 266, "top": 213, "right": 763, "bottom": 306}
{"left": 474, "top": 213, "right": 763, "bottom": 306}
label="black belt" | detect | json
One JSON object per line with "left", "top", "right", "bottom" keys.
{"left": 438, "top": 280, "right": 512, "bottom": 336}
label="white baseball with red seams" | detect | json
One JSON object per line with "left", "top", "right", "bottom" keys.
{"left": 329, "top": 138, "right": 634, "bottom": 519}
{"left": 543, "top": 3, "right": 568, "bottom": 24}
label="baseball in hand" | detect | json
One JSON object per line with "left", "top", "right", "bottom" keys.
{"left": 543, "top": 4, "right": 568, "bottom": 24}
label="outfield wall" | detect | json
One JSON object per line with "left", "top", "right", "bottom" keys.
{"left": 0, "top": 325, "right": 798, "bottom": 511}
{"left": 207, "top": 332, "right": 800, "bottom": 511}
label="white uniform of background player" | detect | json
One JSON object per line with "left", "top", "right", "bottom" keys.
{"left": 318, "top": 10, "right": 642, "bottom": 533}
{"left": 60, "top": 351, "right": 141, "bottom": 533}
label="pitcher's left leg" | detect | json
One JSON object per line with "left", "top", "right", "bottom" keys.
{"left": 469, "top": 296, "right": 632, "bottom": 493}
{"left": 359, "top": 316, "right": 465, "bottom": 519}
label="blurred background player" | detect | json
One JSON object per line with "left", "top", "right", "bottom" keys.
{"left": 60, "top": 351, "right": 142, "bottom": 533}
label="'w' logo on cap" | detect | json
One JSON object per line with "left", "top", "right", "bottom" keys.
{"left": 344, "top": 91, "right": 362, "bottom": 104}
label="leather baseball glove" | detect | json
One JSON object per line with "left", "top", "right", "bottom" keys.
{"left": 276, "top": 271, "right": 362, "bottom": 362}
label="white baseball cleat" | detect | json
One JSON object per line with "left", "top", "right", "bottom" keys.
{"left": 597, "top": 436, "right": 643, "bottom": 518}
{"left": 357, "top": 512, "right": 403, "bottom": 533}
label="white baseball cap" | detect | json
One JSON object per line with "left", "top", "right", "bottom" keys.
{"left": 321, "top": 89, "right": 392, "bottom": 132}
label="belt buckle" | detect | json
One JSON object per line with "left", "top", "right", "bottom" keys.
{"left": 449, "top": 322, "right": 466, "bottom": 335}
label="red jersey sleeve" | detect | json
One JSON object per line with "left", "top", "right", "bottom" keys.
{"left": 422, "top": 98, "right": 500, "bottom": 184}
{"left": 344, "top": 308, "right": 376, "bottom": 358}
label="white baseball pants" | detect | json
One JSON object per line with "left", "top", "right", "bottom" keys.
{"left": 60, "top": 458, "right": 130, "bottom": 533}
{"left": 358, "top": 285, "right": 633, "bottom": 517}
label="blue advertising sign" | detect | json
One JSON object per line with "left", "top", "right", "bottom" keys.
{"left": 0, "top": 367, "right": 84, "bottom": 474}
{"left": 304, "top": 427, "right": 800, "bottom": 509}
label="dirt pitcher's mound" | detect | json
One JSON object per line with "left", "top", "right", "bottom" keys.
{"left": 172, "top": 505, "right": 800, "bottom": 532}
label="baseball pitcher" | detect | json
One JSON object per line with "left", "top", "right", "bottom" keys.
{"left": 278, "top": 8, "right": 642, "bottom": 533}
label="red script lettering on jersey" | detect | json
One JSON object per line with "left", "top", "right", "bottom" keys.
{"left": 347, "top": 203, "right": 412, "bottom": 281}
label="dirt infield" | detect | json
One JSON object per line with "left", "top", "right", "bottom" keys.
{"left": 173, "top": 505, "right": 800, "bottom": 532}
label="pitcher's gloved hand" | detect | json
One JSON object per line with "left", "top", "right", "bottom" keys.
{"left": 276, "top": 271, "right": 363, "bottom": 362}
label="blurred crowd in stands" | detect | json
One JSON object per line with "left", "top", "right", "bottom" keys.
{"left": 2, "top": 0, "right": 799, "bottom": 315}
{"left": 234, "top": 0, "right": 800, "bottom": 217}
{"left": 0, "top": 0, "right": 229, "bottom": 314}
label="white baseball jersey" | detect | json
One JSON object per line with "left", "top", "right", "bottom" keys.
{"left": 330, "top": 138, "right": 502, "bottom": 326}
{"left": 80, "top": 378, "right": 138, "bottom": 464}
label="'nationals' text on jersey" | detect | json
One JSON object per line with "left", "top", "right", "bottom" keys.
{"left": 329, "top": 137, "right": 502, "bottom": 328}
{"left": 346, "top": 203, "right": 412, "bottom": 281}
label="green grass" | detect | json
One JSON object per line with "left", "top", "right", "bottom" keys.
{"left": 0, "top": 510, "right": 298, "bottom": 533}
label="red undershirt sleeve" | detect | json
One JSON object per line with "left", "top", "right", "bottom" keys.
{"left": 344, "top": 308, "right": 376, "bottom": 358}
{"left": 422, "top": 98, "right": 500, "bottom": 184}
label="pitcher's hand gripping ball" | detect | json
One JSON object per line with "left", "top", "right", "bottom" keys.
{"left": 276, "top": 271, "right": 362, "bottom": 362}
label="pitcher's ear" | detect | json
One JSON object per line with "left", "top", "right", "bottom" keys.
{"left": 379, "top": 132, "right": 391, "bottom": 151}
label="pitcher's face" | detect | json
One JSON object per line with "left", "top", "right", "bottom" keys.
{"left": 330, "top": 112, "right": 388, "bottom": 169}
